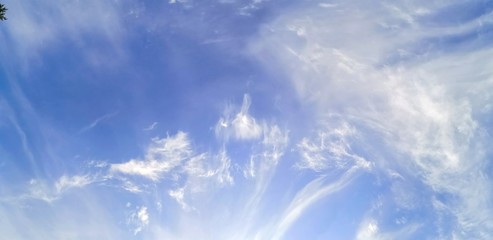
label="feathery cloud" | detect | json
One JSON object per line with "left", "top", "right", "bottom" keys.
{"left": 110, "top": 132, "right": 192, "bottom": 181}
{"left": 215, "top": 94, "right": 262, "bottom": 141}
{"left": 128, "top": 206, "right": 149, "bottom": 235}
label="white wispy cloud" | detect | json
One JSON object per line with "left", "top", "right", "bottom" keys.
{"left": 238, "top": 0, "right": 270, "bottom": 16}
{"left": 214, "top": 148, "right": 234, "bottom": 186}
{"left": 356, "top": 218, "right": 379, "bottom": 240}
{"left": 110, "top": 131, "right": 192, "bottom": 181}
{"left": 296, "top": 118, "right": 370, "bottom": 172}
{"left": 231, "top": 124, "right": 289, "bottom": 239}
{"left": 157, "top": 114, "right": 288, "bottom": 228}
{"left": 167, "top": 148, "right": 234, "bottom": 210}
{"left": 168, "top": 188, "right": 190, "bottom": 211}
{"left": 55, "top": 174, "right": 93, "bottom": 193}
{"left": 17, "top": 174, "right": 96, "bottom": 203}
{"left": 128, "top": 206, "right": 149, "bottom": 235}
{"left": 109, "top": 127, "right": 238, "bottom": 210}
{"left": 146, "top": 122, "right": 289, "bottom": 239}
{"left": 143, "top": 122, "right": 158, "bottom": 131}
{"left": 24, "top": 179, "right": 59, "bottom": 203}
{"left": 356, "top": 217, "right": 422, "bottom": 240}
{"left": 121, "top": 180, "right": 143, "bottom": 193}
{"left": 78, "top": 111, "right": 118, "bottom": 134}
{"left": 261, "top": 124, "right": 289, "bottom": 165}
{"left": 0, "top": 98, "right": 38, "bottom": 175}
{"left": 268, "top": 166, "right": 364, "bottom": 240}
{"left": 215, "top": 94, "right": 262, "bottom": 141}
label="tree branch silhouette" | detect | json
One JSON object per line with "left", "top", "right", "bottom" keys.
{"left": 0, "top": 3, "right": 7, "bottom": 21}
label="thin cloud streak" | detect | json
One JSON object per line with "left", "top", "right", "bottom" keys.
{"left": 78, "top": 111, "right": 118, "bottom": 134}
{"left": 143, "top": 122, "right": 158, "bottom": 131}
{"left": 269, "top": 166, "right": 364, "bottom": 240}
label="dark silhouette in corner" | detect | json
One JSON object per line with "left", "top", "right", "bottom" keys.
{"left": 0, "top": 3, "right": 7, "bottom": 21}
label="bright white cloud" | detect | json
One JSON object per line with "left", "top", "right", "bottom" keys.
{"left": 169, "top": 188, "right": 190, "bottom": 210}
{"left": 297, "top": 118, "right": 370, "bottom": 171}
{"left": 356, "top": 217, "right": 422, "bottom": 240}
{"left": 215, "top": 94, "right": 262, "bottom": 141}
{"left": 356, "top": 219, "right": 379, "bottom": 240}
{"left": 138, "top": 206, "right": 149, "bottom": 224}
{"left": 109, "top": 126, "right": 238, "bottom": 210}
{"left": 110, "top": 131, "right": 192, "bottom": 181}
{"left": 55, "top": 175, "right": 93, "bottom": 193}
{"left": 129, "top": 206, "right": 149, "bottom": 235}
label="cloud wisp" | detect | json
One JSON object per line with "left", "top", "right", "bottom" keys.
{"left": 215, "top": 94, "right": 263, "bottom": 141}
{"left": 269, "top": 165, "right": 365, "bottom": 240}
{"left": 78, "top": 112, "right": 118, "bottom": 134}
{"left": 143, "top": 122, "right": 158, "bottom": 131}
{"left": 110, "top": 131, "right": 193, "bottom": 181}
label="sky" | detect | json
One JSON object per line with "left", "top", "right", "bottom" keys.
{"left": 1, "top": 0, "right": 493, "bottom": 239}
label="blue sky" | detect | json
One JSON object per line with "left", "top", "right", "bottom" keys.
{"left": 1, "top": 0, "right": 493, "bottom": 239}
